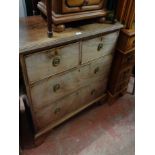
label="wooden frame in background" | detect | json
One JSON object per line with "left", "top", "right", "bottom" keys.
{"left": 116, "top": 0, "right": 135, "bottom": 29}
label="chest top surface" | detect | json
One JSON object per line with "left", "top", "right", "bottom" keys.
{"left": 19, "top": 16, "right": 123, "bottom": 54}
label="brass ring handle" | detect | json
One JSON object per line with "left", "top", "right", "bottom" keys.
{"left": 53, "top": 84, "right": 60, "bottom": 92}
{"left": 54, "top": 107, "right": 61, "bottom": 114}
{"left": 94, "top": 67, "right": 99, "bottom": 74}
{"left": 97, "top": 43, "right": 103, "bottom": 51}
{"left": 53, "top": 56, "right": 61, "bottom": 67}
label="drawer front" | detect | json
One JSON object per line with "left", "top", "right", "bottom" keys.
{"left": 62, "top": 0, "right": 105, "bottom": 13}
{"left": 25, "top": 43, "right": 79, "bottom": 84}
{"left": 82, "top": 32, "right": 119, "bottom": 64}
{"left": 30, "top": 54, "right": 113, "bottom": 110}
{"left": 66, "top": 0, "right": 101, "bottom": 7}
{"left": 35, "top": 79, "right": 107, "bottom": 130}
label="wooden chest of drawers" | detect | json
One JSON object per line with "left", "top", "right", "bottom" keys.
{"left": 19, "top": 16, "right": 123, "bottom": 145}
{"left": 108, "top": 49, "right": 134, "bottom": 94}
{"left": 37, "top": 0, "right": 108, "bottom": 32}
{"left": 108, "top": 29, "right": 135, "bottom": 100}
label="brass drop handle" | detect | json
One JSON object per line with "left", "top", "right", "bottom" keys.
{"left": 97, "top": 43, "right": 103, "bottom": 51}
{"left": 54, "top": 107, "right": 61, "bottom": 114}
{"left": 53, "top": 84, "right": 60, "bottom": 92}
{"left": 53, "top": 56, "right": 61, "bottom": 67}
{"left": 94, "top": 67, "right": 99, "bottom": 74}
{"left": 91, "top": 89, "right": 96, "bottom": 95}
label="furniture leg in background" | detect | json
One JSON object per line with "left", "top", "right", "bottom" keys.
{"left": 20, "top": 95, "right": 35, "bottom": 148}
{"left": 108, "top": 29, "right": 135, "bottom": 102}
{"left": 46, "top": 0, "right": 53, "bottom": 37}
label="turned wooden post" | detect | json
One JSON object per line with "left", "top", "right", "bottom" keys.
{"left": 46, "top": 0, "right": 53, "bottom": 38}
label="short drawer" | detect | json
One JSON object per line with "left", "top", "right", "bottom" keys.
{"left": 35, "top": 79, "right": 108, "bottom": 130}
{"left": 81, "top": 32, "right": 119, "bottom": 64}
{"left": 30, "top": 54, "right": 113, "bottom": 110}
{"left": 25, "top": 43, "right": 79, "bottom": 84}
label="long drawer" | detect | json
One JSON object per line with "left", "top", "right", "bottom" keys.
{"left": 25, "top": 43, "right": 79, "bottom": 84}
{"left": 35, "top": 79, "right": 108, "bottom": 130}
{"left": 82, "top": 32, "right": 119, "bottom": 64}
{"left": 30, "top": 54, "right": 113, "bottom": 110}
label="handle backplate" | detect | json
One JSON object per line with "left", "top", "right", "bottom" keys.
{"left": 53, "top": 56, "right": 61, "bottom": 67}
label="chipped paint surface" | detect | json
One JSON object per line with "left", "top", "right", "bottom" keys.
{"left": 23, "top": 94, "right": 135, "bottom": 155}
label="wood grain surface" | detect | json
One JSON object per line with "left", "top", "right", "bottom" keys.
{"left": 66, "top": 0, "right": 101, "bottom": 7}
{"left": 117, "top": 29, "right": 135, "bottom": 52}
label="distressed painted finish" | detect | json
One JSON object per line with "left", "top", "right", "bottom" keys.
{"left": 35, "top": 79, "right": 108, "bottom": 130}
{"left": 82, "top": 31, "right": 119, "bottom": 63}
{"left": 30, "top": 54, "right": 113, "bottom": 110}
{"left": 19, "top": 16, "right": 123, "bottom": 145}
{"left": 25, "top": 43, "right": 80, "bottom": 83}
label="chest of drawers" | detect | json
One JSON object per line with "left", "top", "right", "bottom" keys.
{"left": 19, "top": 16, "right": 123, "bottom": 145}
{"left": 108, "top": 29, "right": 135, "bottom": 100}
